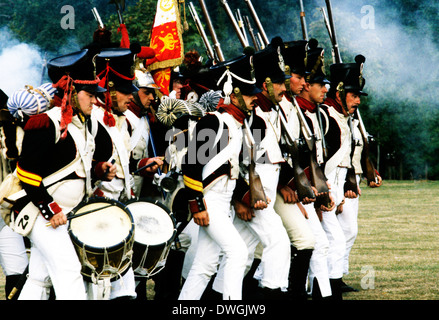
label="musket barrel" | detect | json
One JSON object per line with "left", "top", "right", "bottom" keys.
{"left": 91, "top": 7, "right": 104, "bottom": 28}
{"left": 189, "top": 2, "right": 215, "bottom": 60}
{"left": 324, "top": 0, "right": 342, "bottom": 63}
{"left": 198, "top": 0, "right": 225, "bottom": 61}
{"left": 299, "top": 0, "right": 308, "bottom": 41}
{"left": 235, "top": 9, "right": 249, "bottom": 45}
{"left": 244, "top": 0, "right": 269, "bottom": 45}
{"left": 220, "top": 0, "right": 249, "bottom": 48}
{"left": 244, "top": 15, "right": 260, "bottom": 50}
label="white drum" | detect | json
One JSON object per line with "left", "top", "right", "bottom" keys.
{"left": 68, "top": 197, "right": 135, "bottom": 283}
{"left": 125, "top": 198, "right": 176, "bottom": 277}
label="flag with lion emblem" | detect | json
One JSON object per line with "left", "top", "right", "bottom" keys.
{"left": 145, "top": 0, "right": 184, "bottom": 96}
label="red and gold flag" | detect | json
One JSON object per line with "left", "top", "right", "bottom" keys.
{"left": 145, "top": 0, "right": 184, "bottom": 96}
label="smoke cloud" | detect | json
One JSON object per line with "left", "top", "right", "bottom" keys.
{"left": 0, "top": 26, "right": 45, "bottom": 97}
{"left": 311, "top": 0, "right": 439, "bottom": 105}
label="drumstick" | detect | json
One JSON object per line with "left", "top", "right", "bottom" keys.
{"left": 45, "top": 204, "right": 114, "bottom": 227}
{"left": 131, "top": 160, "right": 157, "bottom": 175}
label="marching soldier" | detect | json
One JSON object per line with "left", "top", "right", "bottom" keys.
{"left": 316, "top": 54, "right": 372, "bottom": 300}
{"left": 275, "top": 38, "right": 317, "bottom": 300}
{"left": 227, "top": 39, "right": 292, "bottom": 299}
{"left": 295, "top": 38, "right": 336, "bottom": 299}
{"left": 1, "top": 83, "right": 57, "bottom": 299}
{"left": 178, "top": 49, "right": 263, "bottom": 300}
{"left": 323, "top": 55, "right": 382, "bottom": 292}
{"left": 126, "top": 66, "right": 166, "bottom": 200}
{"left": 15, "top": 49, "right": 113, "bottom": 299}
{"left": 91, "top": 47, "right": 162, "bottom": 299}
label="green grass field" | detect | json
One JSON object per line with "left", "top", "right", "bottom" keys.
{"left": 1, "top": 180, "right": 438, "bottom": 300}
{"left": 342, "top": 180, "right": 439, "bottom": 300}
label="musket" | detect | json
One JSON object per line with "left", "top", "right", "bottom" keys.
{"left": 235, "top": 9, "right": 249, "bottom": 46}
{"left": 356, "top": 109, "right": 379, "bottom": 184}
{"left": 198, "top": 0, "right": 225, "bottom": 62}
{"left": 109, "top": 0, "right": 125, "bottom": 24}
{"left": 243, "top": 119, "right": 268, "bottom": 208}
{"left": 290, "top": 99, "right": 332, "bottom": 207}
{"left": 188, "top": 2, "right": 216, "bottom": 61}
{"left": 220, "top": 0, "right": 248, "bottom": 48}
{"left": 320, "top": 7, "right": 338, "bottom": 64}
{"left": 324, "top": 0, "right": 342, "bottom": 63}
{"left": 298, "top": 0, "right": 308, "bottom": 41}
{"left": 297, "top": 2, "right": 328, "bottom": 160}
{"left": 278, "top": 108, "right": 316, "bottom": 202}
{"left": 256, "top": 33, "right": 265, "bottom": 50}
{"left": 243, "top": 15, "right": 260, "bottom": 50}
{"left": 91, "top": 7, "right": 104, "bottom": 28}
{"left": 244, "top": 0, "right": 269, "bottom": 46}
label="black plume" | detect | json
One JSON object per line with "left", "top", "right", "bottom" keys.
{"left": 355, "top": 54, "right": 366, "bottom": 64}
{"left": 308, "top": 38, "right": 319, "bottom": 49}
{"left": 243, "top": 46, "right": 256, "bottom": 56}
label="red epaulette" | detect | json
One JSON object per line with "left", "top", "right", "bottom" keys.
{"left": 24, "top": 113, "right": 50, "bottom": 131}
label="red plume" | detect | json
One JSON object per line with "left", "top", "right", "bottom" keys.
{"left": 118, "top": 23, "right": 130, "bottom": 48}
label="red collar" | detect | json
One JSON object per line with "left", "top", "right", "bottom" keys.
{"left": 255, "top": 92, "right": 275, "bottom": 112}
{"left": 216, "top": 98, "right": 247, "bottom": 124}
{"left": 323, "top": 97, "right": 344, "bottom": 113}
{"left": 295, "top": 96, "right": 317, "bottom": 113}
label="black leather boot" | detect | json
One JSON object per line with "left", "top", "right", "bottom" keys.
{"left": 288, "top": 247, "right": 313, "bottom": 300}
{"left": 5, "top": 274, "right": 22, "bottom": 300}
{"left": 329, "top": 278, "right": 343, "bottom": 300}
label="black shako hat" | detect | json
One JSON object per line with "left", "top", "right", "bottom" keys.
{"left": 283, "top": 40, "right": 308, "bottom": 76}
{"left": 305, "top": 38, "right": 330, "bottom": 84}
{"left": 48, "top": 49, "right": 106, "bottom": 94}
{"left": 210, "top": 47, "right": 262, "bottom": 99}
{"left": 253, "top": 36, "right": 291, "bottom": 88}
{"left": 329, "top": 55, "right": 368, "bottom": 96}
{"left": 95, "top": 47, "right": 139, "bottom": 94}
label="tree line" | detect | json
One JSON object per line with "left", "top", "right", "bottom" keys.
{"left": 1, "top": 0, "right": 439, "bottom": 179}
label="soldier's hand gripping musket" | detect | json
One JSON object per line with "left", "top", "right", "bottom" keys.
{"left": 278, "top": 109, "right": 316, "bottom": 202}
{"left": 243, "top": 119, "right": 269, "bottom": 208}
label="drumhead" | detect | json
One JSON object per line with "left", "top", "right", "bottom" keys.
{"left": 69, "top": 199, "right": 134, "bottom": 248}
{"left": 126, "top": 199, "right": 175, "bottom": 246}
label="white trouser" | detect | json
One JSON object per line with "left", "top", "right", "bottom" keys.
{"left": 304, "top": 203, "right": 331, "bottom": 297}
{"left": 337, "top": 175, "right": 360, "bottom": 274}
{"left": 179, "top": 177, "right": 248, "bottom": 300}
{"left": 322, "top": 168, "right": 347, "bottom": 279}
{"left": 181, "top": 219, "right": 199, "bottom": 280}
{"left": 0, "top": 225, "right": 28, "bottom": 276}
{"left": 19, "top": 180, "right": 87, "bottom": 300}
{"left": 274, "top": 194, "right": 315, "bottom": 250}
{"left": 231, "top": 164, "right": 290, "bottom": 290}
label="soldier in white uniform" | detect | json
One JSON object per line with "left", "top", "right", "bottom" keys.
{"left": 227, "top": 38, "right": 292, "bottom": 299}
{"left": 178, "top": 50, "right": 263, "bottom": 300}
{"left": 317, "top": 55, "right": 372, "bottom": 299}
{"left": 91, "top": 47, "right": 162, "bottom": 299}
{"left": 275, "top": 39, "right": 317, "bottom": 300}
{"left": 295, "top": 39, "right": 336, "bottom": 299}
{"left": 14, "top": 49, "right": 114, "bottom": 300}
{"left": 325, "top": 55, "right": 382, "bottom": 292}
